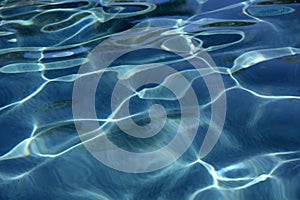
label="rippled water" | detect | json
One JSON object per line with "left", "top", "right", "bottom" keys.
{"left": 1, "top": 0, "right": 300, "bottom": 199}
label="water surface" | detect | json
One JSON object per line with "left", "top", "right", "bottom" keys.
{"left": 0, "top": 0, "right": 300, "bottom": 199}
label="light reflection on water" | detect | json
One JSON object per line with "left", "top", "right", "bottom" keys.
{"left": 0, "top": 0, "right": 300, "bottom": 199}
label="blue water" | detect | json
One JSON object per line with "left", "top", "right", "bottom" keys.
{"left": 1, "top": 0, "right": 300, "bottom": 199}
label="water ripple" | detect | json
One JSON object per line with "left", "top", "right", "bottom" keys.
{"left": 0, "top": 0, "right": 299, "bottom": 199}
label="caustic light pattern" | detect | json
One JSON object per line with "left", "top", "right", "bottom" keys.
{"left": 0, "top": 0, "right": 300, "bottom": 199}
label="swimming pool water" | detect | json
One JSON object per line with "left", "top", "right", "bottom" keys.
{"left": 0, "top": 0, "right": 300, "bottom": 199}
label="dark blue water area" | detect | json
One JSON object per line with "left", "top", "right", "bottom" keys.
{"left": 0, "top": 0, "right": 300, "bottom": 199}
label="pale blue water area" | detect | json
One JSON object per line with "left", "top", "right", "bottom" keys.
{"left": 0, "top": 0, "right": 300, "bottom": 199}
